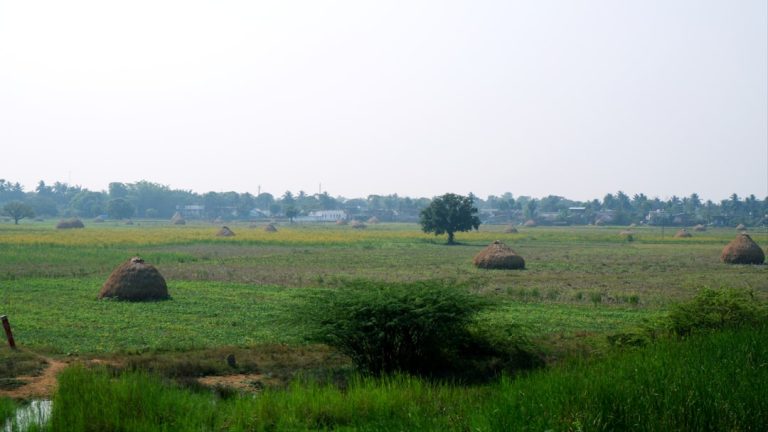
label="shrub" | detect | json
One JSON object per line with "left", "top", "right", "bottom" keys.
{"left": 668, "top": 288, "right": 767, "bottom": 336}
{"left": 295, "top": 280, "right": 538, "bottom": 377}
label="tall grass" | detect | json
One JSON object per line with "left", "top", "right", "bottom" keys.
{"left": 48, "top": 326, "right": 767, "bottom": 431}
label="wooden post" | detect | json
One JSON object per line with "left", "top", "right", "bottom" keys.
{"left": 1, "top": 315, "right": 16, "bottom": 349}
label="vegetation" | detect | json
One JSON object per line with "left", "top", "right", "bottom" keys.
{"left": 668, "top": 288, "right": 768, "bottom": 335}
{"left": 419, "top": 193, "right": 481, "bottom": 244}
{"left": 2, "top": 201, "right": 34, "bottom": 225}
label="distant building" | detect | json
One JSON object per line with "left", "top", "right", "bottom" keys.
{"left": 296, "top": 210, "right": 347, "bottom": 222}
{"left": 180, "top": 205, "right": 205, "bottom": 218}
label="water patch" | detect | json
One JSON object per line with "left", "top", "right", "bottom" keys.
{"left": 3, "top": 400, "right": 51, "bottom": 432}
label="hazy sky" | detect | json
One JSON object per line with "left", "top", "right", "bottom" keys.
{"left": 1, "top": 0, "right": 766, "bottom": 201}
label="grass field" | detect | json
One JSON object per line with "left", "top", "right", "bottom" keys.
{"left": 0, "top": 221, "right": 766, "bottom": 429}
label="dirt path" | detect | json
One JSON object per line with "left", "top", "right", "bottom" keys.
{"left": 0, "top": 358, "right": 67, "bottom": 399}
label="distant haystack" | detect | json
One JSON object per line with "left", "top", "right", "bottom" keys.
{"left": 335, "top": 219, "right": 348, "bottom": 226}
{"left": 721, "top": 234, "right": 765, "bottom": 264}
{"left": 523, "top": 219, "right": 537, "bottom": 227}
{"left": 367, "top": 216, "right": 380, "bottom": 224}
{"left": 693, "top": 224, "right": 706, "bottom": 232}
{"left": 504, "top": 225, "right": 518, "bottom": 234}
{"left": 99, "top": 257, "right": 169, "bottom": 301}
{"left": 736, "top": 224, "right": 747, "bottom": 231}
{"left": 674, "top": 229, "right": 692, "bottom": 238}
{"left": 56, "top": 218, "right": 84, "bottom": 229}
{"left": 93, "top": 215, "right": 106, "bottom": 223}
{"left": 351, "top": 220, "right": 367, "bottom": 229}
{"left": 264, "top": 223, "right": 278, "bottom": 232}
{"left": 473, "top": 240, "right": 525, "bottom": 270}
{"left": 171, "top": 212, "right": 186, "bottom": 225}
{"left": 216, "top": 226, "right": 235, "bottom": 237}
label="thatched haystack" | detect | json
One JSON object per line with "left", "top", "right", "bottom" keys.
{"left": 720, "top": 234, "right": 765, "bottom": 264}
{"left": 736, "top": 224, "right": 746, "bottom": 231}
{"left": 56, "top": 218, "right": 84, "bottom": 229}
{"left": 336, "top": 219, "right": 348, "bottom": 226}
{"left": 523, "top": 219, "right": 537, "bottom": 227}
{"left": 473, "top": 240, "right": 525, "bottom": 270}
{"left": 351, "top": 220, "right": 367, "bottom": 229}
{"left": 504, "top": 225, "right": 518, "bottom": 233}
{"left": 171, "top": 212, "right": 186, "bottom": 225}
{"left": 99, "top": 257, "right": 170, "bottom": 301}
{"left": 693, "top": 224, "right": 706, "bottom": 232}
{"left": 216, "top": 226, "right": 235, "bottom": 237}
{"left": 264, "top": 223, "right": 278, "bottom": 232}
{"left": 367, "top": 216, "right": 380, "bottom": 224}
{"left": 674, "top": 229, "right": 692, "bottom": 238}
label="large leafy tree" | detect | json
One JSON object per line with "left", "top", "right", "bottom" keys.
{"left": 419, "top": 193, "right": 480, "bottom": 244}
{"left": 3, "top": 201, "right": 35, "bottom": 225}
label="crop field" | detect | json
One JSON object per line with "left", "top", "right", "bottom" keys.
{"left": 0, "top": 221, "right": 766, "bottom": 430}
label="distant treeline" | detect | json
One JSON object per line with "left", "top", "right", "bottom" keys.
{"left": 0, "top": 179, "right": 766, "bottom": 226}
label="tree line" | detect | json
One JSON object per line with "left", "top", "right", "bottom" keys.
{"left": 0, "top": 178, "right": 766, "bottom": 227}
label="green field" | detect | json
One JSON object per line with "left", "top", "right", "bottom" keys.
{"left": 0, "top": 221, "right": 766, "bottom": 430}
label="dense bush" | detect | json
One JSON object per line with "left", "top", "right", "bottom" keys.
{"left": 668, "top": 288, "right": 767, "bottom": 335}
{"left": 296, "top": 280, "right": 538, "bottom": 377}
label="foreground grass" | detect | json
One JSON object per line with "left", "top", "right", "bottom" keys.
{"left": 46, "top": 326, "right": 767, "bottom": 431}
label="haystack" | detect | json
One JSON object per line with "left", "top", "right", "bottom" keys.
{"left": 693, "top": 224, "right": 706, "bottom": 232}
{"left": 171, "top": 212, "right": 186, "bottom": 225}
{"left": 736, "top": 224, "right": 746, "bottom": 231}
{"left": 367, "top": 216, "right": 380, "bottom": 224}
{"left": 99, "top": 257, "right": 170, "bottom": 301}
{"left": 720, "top": 234, "right": 765, "bottom": 264}
{"left": 504, "top": 225, "right": 518, "bottom": 233}
{"left": 351, "top": 220, "right": 367, "bottom": 229}
{"left": 523, "top": 219, "right": 537, "bottom": 227}
{"left": 216, "top": 226, "right": 235, "bottom": 237}
{"left": 674, "top": 229, "right": 692, "bottom": 238}
{"left": 56, "top": 218, "right": 84, "bottom": 229}
{"left": 93, "top": 215, "right": 105, "bottom": 223}
{"left": 264, "top": 223, "right": 278, "bottom": 232}
{"left": 473, "top": 240, "right": 525, "bottom": 270}
{"left": 335, "top": 219, "right": 348, "bottom": 226}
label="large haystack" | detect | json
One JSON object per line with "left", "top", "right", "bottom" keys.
{"left": 56, "top": 218, "right": 84, "bottom": 229}
{"left": 720, "top": 234, "right": 765, "bottom": 264}
{"left": 216, "top": 226, "right": 235, "bottom": 237}
{"left": 523, "top": 219, "right": 537, "bottom": 227}
{"left": 171, "top": 212, "right": 186, "bottom": 225}
{"left": 693, "top": 224, "right": 706, "bottom": 232}
{"left": 336, "top": 219, "right": 348, "bottom": 226}
{"left": 264, "top": 223, "right": 278, "bottom": 232}
{"left": 473, "top": 240, "right": 525, "bottom": 270}
{"left": 351, "top": 220, "right": 367, "bottom": 229}
{"left": 367, "top": 216, "right": 380, "bottom": 224}
{"left": 504, "top": 225, "right": 518, "bottom": 233}
{"left": 99, "top": 257, "right": 170, "bottom": 301}
{"left": 674, "top": 229, "right": 692, "bottom": 238}
{"left": 736, "top": 224, "right": 746, "bottom": 231}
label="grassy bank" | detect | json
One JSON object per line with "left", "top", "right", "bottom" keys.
{"left": 44, "top": 326, "right": 767, "bottom": 431}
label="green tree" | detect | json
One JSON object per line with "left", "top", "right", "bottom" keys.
{"left": 107, "top": 198, "right": 135, "bottom": 219}
{"left": 3, "top": 201, "right": 35, "bottom": 224}
{"left": 419, "top": 193, "right": 480, "bottom": 244}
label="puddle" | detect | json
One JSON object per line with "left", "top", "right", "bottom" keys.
{"left": 3, "top": 400, "right": 51, "bottom": 432}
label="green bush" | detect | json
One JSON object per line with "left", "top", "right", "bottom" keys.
{"left": 295, "top": 280, "right": 537, "bottom": 377}
{"left": 668, "top": 288, "right": 767, "bottom": 335}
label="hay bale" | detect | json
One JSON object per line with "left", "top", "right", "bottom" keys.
{"left": 216, "top": 226, "right": 235, "bottom": 237}
{"left": 99, "top": 257, "right": 170, "bottom": 301}
{"left": 736, "top": 224, "right": 747, "bottom": 231}
{"left": 56, "top": 218, "right": 85, "bottom": 229}
{"left": 504, "top": 225, "right": 518, "bottom": 234}
{"left": 523, "top": 219, "right": 537, "bottom": 227}
{"left": 693, "top": 224, "right": 706, "bottom": 232}
{"left": 674, "top": 229, "right": 692, "bottom": 238}
{"left": 473, "top": 240, "right": 525, "bottom": 270}
{"left": 351, "top": 220, "right": 367, "bottom": 229}
{"left": 171, "top": 212, "right": 186, "bottom": 225}
{"left": 336, "top": 219, "right": 348, "bottom": 226}
{"left": 367, "top": 216, "right": 380, "bottom": 224}
{"left": 264, "top": 223, "right": 278, "bottom": 232}
{"left": 721, "top": 234, "right": 765, "bottom": 264}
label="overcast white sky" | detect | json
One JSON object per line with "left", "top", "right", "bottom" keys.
{"left": 1, "top": 0, "right": 766, "bottom": 201}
